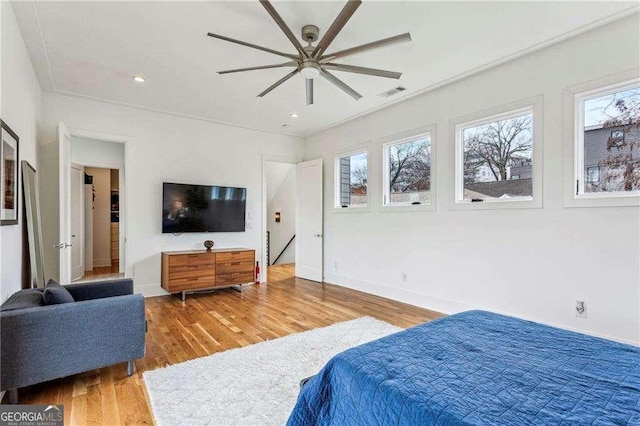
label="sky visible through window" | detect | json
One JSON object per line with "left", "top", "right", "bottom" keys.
{"left": 584, "top": 87, "right": 640, "bottom": 127}
{"left": 350, "top": 152, "right": 367, "bottom": 186}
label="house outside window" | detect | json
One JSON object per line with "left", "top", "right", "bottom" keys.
{"left": 383, "top": 134, "right": 431, "bottom": 206}
{"left": 577, "top": 83, "right": 640, "bottom": 195}
{"left": 335, "top": 150, "right": 368, "bottom": 208}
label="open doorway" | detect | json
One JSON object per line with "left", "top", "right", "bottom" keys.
{"left": 70, "top": 138, "right": 125, "bottom": 283}
{"left": 265, "top": 161, "right": 296, "bottom": 282}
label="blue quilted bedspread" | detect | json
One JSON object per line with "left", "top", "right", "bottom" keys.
{"left": 287, "top": 310, "right": 640, "bottom": 425}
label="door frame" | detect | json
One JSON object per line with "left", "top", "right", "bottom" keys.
{"left": 261, "top": 154, "right": 298, "bottom": 284}
{"left": 66, "top": 127, "right": 132, "bottom": 278}
{"left": 70, "top": 162, "right": 85, "bottom": 281}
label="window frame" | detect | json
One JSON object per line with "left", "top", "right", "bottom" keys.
{"left": 564, "top": 73, "right": 640, "bottom": 208}
{"left": 451, "top": 95, "right": 543, "bottom": 210}
{"left": 380, "top": 125, "right": 436, "bottom": 212}
{"left": 333, "top": 146, "right": 370, "bottom": 212}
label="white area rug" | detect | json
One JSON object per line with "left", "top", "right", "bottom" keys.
{"left": 143, "top": 317, "right": 401, "bottom": 426}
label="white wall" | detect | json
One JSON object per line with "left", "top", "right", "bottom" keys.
{"left": 0, "top": 2, "right": 41, "bottom": 301}
{"left": 71, "top": 137, "right": 125, "bottom": 165}
{"left": 85, "top": 167, "right": 112, "bottom": 267}
{"left": 304, "top": 15, "right": 640, "bottom": 344}
{"left": 267, "top": 164, "right": 296, "bottom": 265}
{"left": 39, "top": 92, "right": 303, "bottom": 296}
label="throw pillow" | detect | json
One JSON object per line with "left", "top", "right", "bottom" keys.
{"left": 0, "top": 289, "right": 45, "bottom": 311}
{"left": 43, "top": 280, "right": 75, "bottom": 305}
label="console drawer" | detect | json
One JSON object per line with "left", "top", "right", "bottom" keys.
{"left": 167, "top": 275, "right": 216, "bottom": 291}
{"left": 169, "top": 264, "right": 216, "bottom": 280}
{"left": 215, "top": 251, "right": 254, "bottom": 263}
{"left": 216, "top": 260, "right": 253, "bottom": 274}
{"left": 169, "top": 253, "right": 214, "bottom": 267}
{"left": 216, "top": 272, "right": 254, "bottom": 286}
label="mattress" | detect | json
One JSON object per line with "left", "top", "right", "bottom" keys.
{"left": 287, "top": 310, "right": 640, "bottom": 425}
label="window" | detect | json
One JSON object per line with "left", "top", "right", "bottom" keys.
{"left": 586, "top": 166, "right": 600, "bottom": 183}
{"left": 335, "top": 150, "right": 368, "bottom": 208}
{"left": 611, "top": 130, "right": 625, "bottom": 147}
{"left": 576, "top": 82, "right": 640, "bottom": 196}
{"left": 383, "top": 134, "right": 431, "bottom": 206}
{"left": 456, "top": 107, "right": 534, "bottom": 203}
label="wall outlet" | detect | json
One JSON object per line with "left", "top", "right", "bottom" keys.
{"left": 401, "top": 272, "right": 408, "bottom": 283}
{"left": 333, "top": 261, "right": 338, "bottom": 270}
{"left": 575, "top": 301, "right": 587, "bottom": 318}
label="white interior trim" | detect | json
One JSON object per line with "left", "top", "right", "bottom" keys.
{"left": 262, "top": 154, "right": 298, "bottom": 284}
{"left": 380, "top": 124, "right": 437, "bottom": 212}
{"left": 333, "top": 145, "right": 371, "bottom": 212}
{"left": 563, "top": 70, "right": 640, "bottom": 208}
{"left": 449, "top": 95, "right": 544, "bottom": 210}
{"left": 67, "top": 127, "right": 132, "bottom": 278}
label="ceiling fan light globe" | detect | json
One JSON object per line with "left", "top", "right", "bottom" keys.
{"left": 300, "top": 63, "right": 321, "bottom": 79}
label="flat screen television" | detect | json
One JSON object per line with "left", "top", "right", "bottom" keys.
{"left": 162, "top": 182, "right": 246, "bottom": 233}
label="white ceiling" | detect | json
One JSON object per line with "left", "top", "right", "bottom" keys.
{"left": 11, "top": 1, "right": 638, "bottom": 137}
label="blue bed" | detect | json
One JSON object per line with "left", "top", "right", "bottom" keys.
{"left": 287, "top": 310, "right": 640, "bottom": 425}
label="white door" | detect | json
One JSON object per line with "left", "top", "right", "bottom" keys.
{"left": 58, "top": 122, "right": 72, "bottom": 284}
{"left": 70, "top": 163, "right": 84, "bottom": 281}
{"left": 295, "top": 159, "right": 323, "bottom": 282}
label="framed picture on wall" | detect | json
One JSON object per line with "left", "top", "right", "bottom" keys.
{"left": 1, "top": 120, "right": 19, "bottom": 226}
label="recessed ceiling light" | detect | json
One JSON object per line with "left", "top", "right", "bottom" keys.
{"left": 290, "top": 112, "right": 299, "bottom": 118}
{"left": 133, "top": 75, "right": 145, "bottom": 83}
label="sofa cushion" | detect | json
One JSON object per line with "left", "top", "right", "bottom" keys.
{"left": 43, "top": 280, "right": 75, "bottom": 305}
{"left": 0, "top": 289, "right": 45, "bottom": 311}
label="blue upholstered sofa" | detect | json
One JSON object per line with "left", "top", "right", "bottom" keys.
{"left": 0, "top": 279, "right": 145, "bottom": 403}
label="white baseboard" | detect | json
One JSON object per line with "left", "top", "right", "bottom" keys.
{"left": 322, "top": 272, "right": 639, "bottom": 346}
{"left": 323, "top": 272, "right": 474, "bottom": 315}
{"left": 135, "top": 283, "right": 169, "bottom": 298}
{"left": 135, "top": 282, "right": 260, "bottom": 298}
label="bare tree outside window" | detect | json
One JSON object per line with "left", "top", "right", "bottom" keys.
{"left": 461, "top": 112, "right": 534, "bottom": 200}
{"left": 385, "top": 137, "right": 431, "bottom": 205}
{"left": 583, "top": 86, "right": 640, "bottom": 193}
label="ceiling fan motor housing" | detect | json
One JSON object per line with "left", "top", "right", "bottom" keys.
{"left": 208, "top": 0, "right": 410, "bottom": 105}
{"left": 301, "top": 25, "right": 320, "bottom": 43}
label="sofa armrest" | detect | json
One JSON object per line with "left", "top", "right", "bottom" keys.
{"left": 64, "top": 278, "right": 133, "bottom": 301}
{"left": 0, "top": 293, "right": 145, "bottom": 391}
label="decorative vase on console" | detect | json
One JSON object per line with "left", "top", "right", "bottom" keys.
{"left": 204, "top": 240, "right": 214, "bottom": 251}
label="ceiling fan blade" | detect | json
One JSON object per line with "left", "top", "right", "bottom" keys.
{"left": 320, "top": 33, "right": 411, "bottom": 62}
{"left": 320, "top": 69, "right": 362, "bottom": 100}
{"left": 322, "top": 63, "right": 402, "bottom": 79}
{"left": 259, "top": 0, "right": 308, "bottom": 58}
{"left": 218, "top": 62, "right": 298, "bottom": 75}
{"left": 311, "top": 0, "right": 362, "bottom": 59}
{"left": 258, "top": 69, "right": 299, "bottom": 98}
{"left": 306, "top": 78, "right": 314, "bottom": 106}
{"left": 207, "top": 33, "right": 298, "bottom": 60}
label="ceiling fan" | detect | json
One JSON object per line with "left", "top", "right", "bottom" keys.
{"left": 207, "top": 0, "right": 411, "bottom": 105}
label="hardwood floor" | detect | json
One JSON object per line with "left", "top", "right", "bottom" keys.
{"left": 75, "top": 262, "right": 122, "bottom": 283}
{"left": 11, "top": 264, "right": 443, "bottom": 425}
